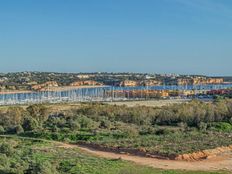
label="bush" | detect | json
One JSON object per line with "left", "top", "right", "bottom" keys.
{"left": 0, "top": 154, "right": 10, "bottom": 169}
{"left": 0, "top": 142, "right": 14, "bottom": 156}
{"left": 210, "top": 122, "right": 232, "bottom": 132}
{"left": 51, "top": 126, "right": 59, "bottom": 133}
{"left": 155, "top": 128, "right": 174, "bottom": 135}
{"left": 229, "top": 117, "right": 232, "bottom": 124}
{"left": 139, "top": 125, "right": 155, "bottom": 135}
{"left": 4, "top": 107, "right": 25, "bottom": 127}
{"left": 0, "top": 126, "right": 5, "bottom": 134}
{"left": 177, "top": 122, "right": 188, "bottom": 131}
{"left": 118, "top": 125, "right": 139, "bottom": 138}
{"left": 77, "top": 115, "right": 99, "bottom": 130}
{"left": 99, "top": 119, "right": 111, "bottom": 129}
{"left": 26, "top": 104, "right": 48, "bottom": 124}
{"left": 67, "top": 120, "right": 81, "bottom": 131}
{"left": 22, "top": 116, "right": 39, "bottom": 131}
{"left": 15, "top": 125, "right": 24, "bottom": 134}
{"left": 197, "top": 122, "right": 208, "bottom": 131}
{"left": 27, "top": 160, "right": 58, "bottom": 174}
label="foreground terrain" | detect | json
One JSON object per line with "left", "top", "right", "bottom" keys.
{"left": 0, "top": 136, "right": 229, "bottom": 174}
{"left": 0, "top": 99, "right": 232, "bottom": 172}
{"left": 77, "top": 143, "right": 232, "bottom": 172}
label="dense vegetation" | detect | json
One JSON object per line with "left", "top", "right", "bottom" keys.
{"left": 0, "top": 99, "right": 232, "bottom": 157}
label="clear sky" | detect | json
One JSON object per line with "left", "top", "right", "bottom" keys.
{"left": 0, "top": 0, "right": 231, "bottom": 75}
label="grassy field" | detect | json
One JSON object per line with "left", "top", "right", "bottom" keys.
{"left": 0, "top": 136, "right": 228, "bottom": 174}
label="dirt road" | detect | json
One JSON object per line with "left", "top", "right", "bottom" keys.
{"left": 58, "top": 143, "right": 232, "bottom": 172}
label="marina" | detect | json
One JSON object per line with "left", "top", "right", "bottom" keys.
{"left": 0, "top": 84, "right": 232, "bottom": 105}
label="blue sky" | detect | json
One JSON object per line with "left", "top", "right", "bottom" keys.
{"left": 0, "top": 0, "right": 231, "bottom": 75}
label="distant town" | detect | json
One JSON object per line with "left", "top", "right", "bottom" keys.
{"left": 0, "top": 72, "right": 231, "bottom": 91}
{"left": 0, "top": 72, "right": 231, "bottom": 104}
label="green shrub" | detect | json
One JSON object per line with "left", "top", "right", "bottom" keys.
{"left": 197, "top": 122, "right": 208, "bottom": 131}
{"left": 155, "top": 128, "right": 174, "bottom": 135}
{"left": 139, "top": 126, "right": 155, "bottom": 135}
{"left": 99, "top": 119, "right": 111, "bottom": 129}
{"left": 26, "top": 104, "right": 48, "bottom": 122}
{"left": 177, "top": 122, "right": 188, "bottom": 131}
{"left": 22, "top": 116, "right": 39, "bottom": 131}
{"left": 15, "top": 125, "right": 24, "bottom": 134}
{"left": 0, "top": 154, "right": 10, "bottom": 168}
{"left": 77, "top": 115, "right": 99, "bottom": 130}
{"left": 26, "top": 160, "right": 58, "bottom": 174}
{"left": 0, "top": 126, "right": 5, "bottom": 134}
{"left": 0, "top": 142, "right": 14, "bottom": 156}
{"left": 229, "top": 117, "right": 232, "bottom": 124}
{"left": 210, "top": 122, "right": 232, "bottom": 132}
{"left": 119, "top": 125, "right": 139, "bottom": 138}
{"left": 68, "top": 120, "right": 81, "bottom": 131}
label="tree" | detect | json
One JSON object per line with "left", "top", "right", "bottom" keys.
{"left": 26, "top": 104, "right": 48, "bottom": 125}
{"left": 1, "top": 107, "right": 25, "bottom": 129}
{"left": 22, "top": 116, "right": 39, "bottom": 131}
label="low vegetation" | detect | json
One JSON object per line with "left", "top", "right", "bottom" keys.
{"left": 0, "top": 99, "right": 232, "bottom": 157}
{"left": 0, "top": 136, "right": 228, "bottom": 174}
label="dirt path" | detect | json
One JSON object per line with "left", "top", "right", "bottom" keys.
{"left": 1, "top": 135, "right": 231, "bottom": 172}
{"left": 58, "top": 143, "right": 232, "bottom": 172}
